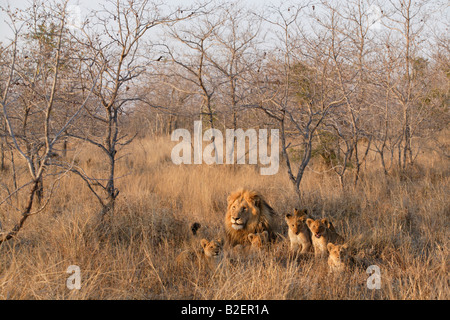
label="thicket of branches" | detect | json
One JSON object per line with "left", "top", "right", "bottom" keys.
{"left": 0, "top": 0, "right": 448, "bottom": 241}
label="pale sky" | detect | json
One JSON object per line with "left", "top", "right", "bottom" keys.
{"left": 0, "top": 0, "right": 273, "bottom": 43}
{"left": 0, "top": 0, "right": 98, "bottom": 41}
{"left": 1, "top": 0, "right": 448, "bottom": 55}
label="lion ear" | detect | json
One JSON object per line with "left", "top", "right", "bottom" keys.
{"left": 306, "top": 218, "right": 313, "bottom": 228}
{"left": 323, "top": 219, "right": 335, "bottom": 230}
{"left": 201, "top": 239, "right": 209, "bottom": 248}
{"left": 321, "top": 218, "right": 329, "bottom": 226}
{"left": 217, "top": 238, "right": 224, "bottom": 246}
{"left": 295, "top": 208, "right": 308, "bottom": 216}
{"left": 285, "top": 213, "right": 292, "bottom": 219}
{"left": 248, "top": 233, "right": 255, "bottom": 242}
{"left": 342, "top": 243, "right": 348, "bottom": 250}
{"left": 191, "top": 222, "right": 201, "bottom": 236}
{"left": 327, "top": 243, "right": 335, "bottom": 252}
{"left": 250, "top": 194, "right": 261, "bottom": 207}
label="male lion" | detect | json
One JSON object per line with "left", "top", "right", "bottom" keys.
{"left": 224, "top": 188, "right": 277, "bottom": 247}
{"left": 285, "top": 208, "right": 312, "bottom": 254}
{"left": 306, "top": 218, "right": 344, "bottom": 258}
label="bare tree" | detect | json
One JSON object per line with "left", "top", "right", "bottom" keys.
{"left": 0, "top": 0, "right": 100, "bottom": 243}
{"left": 381, "top": 0, "right": 431, "bottom": 170}
{"left": 311, "top": 0, "right": 376, "bottom": 189}
{"left": 66, "top": 0, "right": 200, "bottom": 218}
{"left": 249, "top": 2, "right": 344, "bottom": 203}
{"left": 161, "top": 4, "right": 222, "bottom": 131}
{"left": 207, "top": 2, "right": 262, "bottom": 131}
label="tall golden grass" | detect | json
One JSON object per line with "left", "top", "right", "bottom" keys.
{"left": 0, "top": 133, "right": 448, "bottom": 300}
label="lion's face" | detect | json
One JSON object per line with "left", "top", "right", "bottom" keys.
{"left": 285, "top": 208, "right": 308, "bottom": 235}
{"left": 327, "top": 243, "right": 349, "bottom": 264}
{"left": 248, "top": 231, "right": 269, "bottom": 248}
{"left": 224, "top": 189, "right": 275, "bottom": 247}
{"left": 201, "top": 238, "right": 223, "bottom": 258}
{"left": 306, "top": 218, "right": 328, "bottom": 239}
{"left": 226, "top": 191, "right": 260, "bottom": 231}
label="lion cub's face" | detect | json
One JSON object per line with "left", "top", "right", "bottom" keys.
{"left": 285, "top": 208, "right": 308, "bottom": 235}
{"left": 306, "top": 218, "right": 329, "bottom": 239}
{"left": 327, "top": 243, "right": 350, "bottom": 271}
{"left": 248, "top": 231, "right": 269, "bottom": 248}
{"left": 201, "top": 238, "right": 224, "bottom": 258}
{"left": 227, "top": 195, "right": 259, "bottom": 230}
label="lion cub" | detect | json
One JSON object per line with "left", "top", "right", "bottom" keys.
{"left": 248, "top": 231, "right": 269, "bottom": 251}
{"left": 200, "top": 238, "right": 224, "bottom": 269}
{"left": 327, "top": 243, "right": 352, "bottom": 273}
{"left": 234, "top": 231, "right": 269, "bottom": 255}
{"left": 285, "top": 208, "right": 312, "bottom": 254}
{"left": 177, "top": 238, "right": 224, "bottom": 271}
{"left": 306, "top": 218, "right": 344, "bottom": 258}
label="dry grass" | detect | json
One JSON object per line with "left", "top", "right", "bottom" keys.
{"left": 0, "top": 134, "right": 448, "bottom": 300}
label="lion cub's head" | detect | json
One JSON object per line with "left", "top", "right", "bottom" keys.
{"left": 248, "top": 231, "right": 269, "bottom": 249}
{"left": 306, "top": 218, "right": 333, "bottom": 239}
{"left": 285, "top": 208, "right": 309, "bottom": 235}
{"left": 201, "top": 238, "right": 224, "bottom": 259}
{"left": 226, "top": 189, "right": 262, "bottom": 231}
{"left": 327, "top": 243, "right": 350, "bottom": 272}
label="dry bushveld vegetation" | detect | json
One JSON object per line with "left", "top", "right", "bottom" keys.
{"left": 0, "top": 0, "right": 449, "bottom": 301}
{"left": 0, "top": 133, "right": 448, "bottom": 300}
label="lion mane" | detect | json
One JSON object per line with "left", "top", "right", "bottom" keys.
{"left": 224, "top": 188, "right": 277, "bottom": 247}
